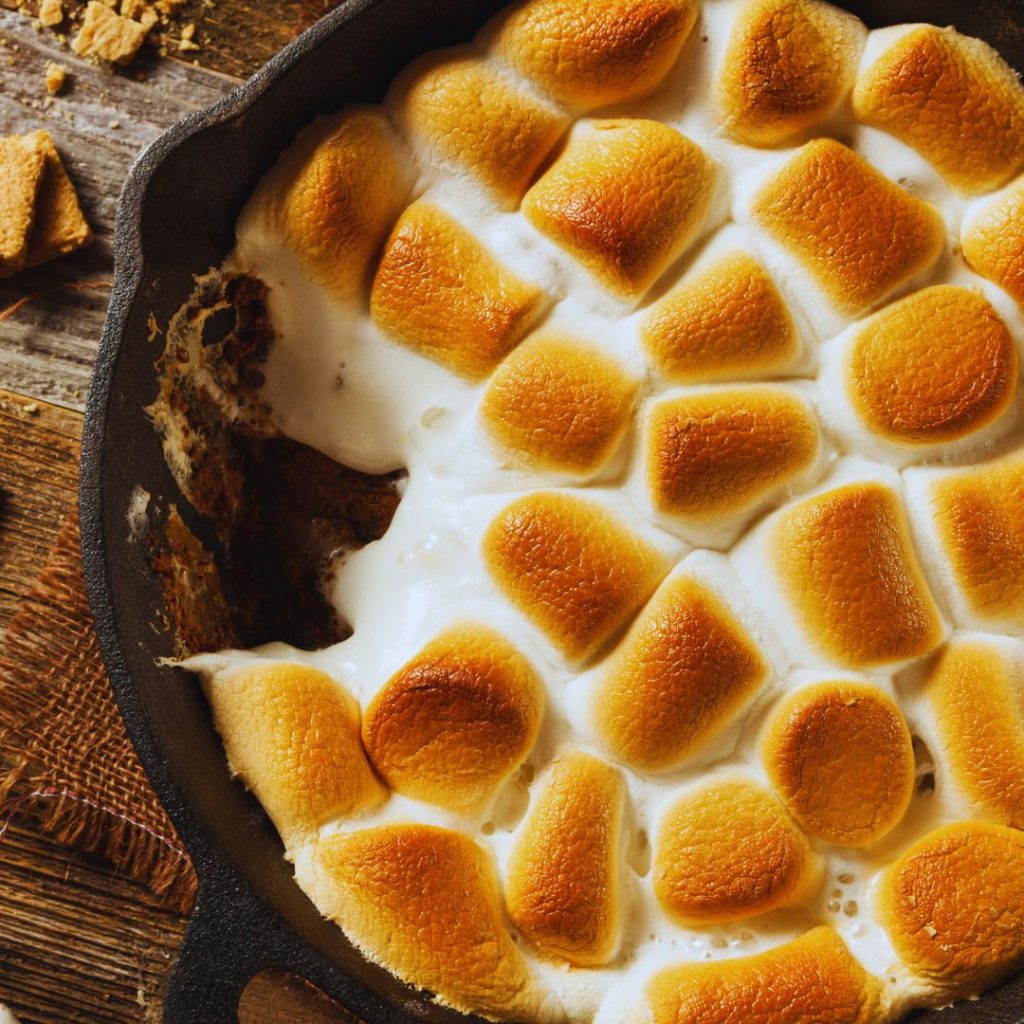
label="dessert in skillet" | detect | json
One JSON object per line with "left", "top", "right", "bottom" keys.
{"left": 182, "top": 0, "right": 1024, "bottom": 1020}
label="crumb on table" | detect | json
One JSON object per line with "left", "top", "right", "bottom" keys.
{"left": 0, "top": 132, "right": 47, "bottom": 273}
{"left": 38, "top": 0, "right": 64, "bottom": 27}
{"left": 0, "top": 130, "right": 91, "bottom": 278}
{"left": 72, "top": 1, "right": 149, "bottom": 65}
{"left": 45, "top": 61, "right": 67, "bottom": 95}
{"left": 120, "top": 0, "right": 158, "bottom": 31}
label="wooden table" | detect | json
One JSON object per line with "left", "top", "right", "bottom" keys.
{"left": 0, "top": 4, "right": 358, "bottom": 1020}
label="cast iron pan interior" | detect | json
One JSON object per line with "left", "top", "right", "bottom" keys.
{"left": 80, "top": 1, "right": 1024, "bottom": 1022}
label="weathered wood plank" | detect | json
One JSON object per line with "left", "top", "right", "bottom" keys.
{"left": 1, "top": 0, "right": 343, "bottom": 80}
{"left": 0, "top": 9, "right": 236, "bottom": 408}
{"left": 0, "top": 817, "right": 187, "bottom": 1023}
{"left": 0, "top": 388, "right": 81, "bottom": 634}
{"left": 0, "top": 814, "right": 355, "bottom": 1023}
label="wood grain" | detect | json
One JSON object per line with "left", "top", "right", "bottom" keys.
{"left": 0, "top": 818, "right": 187, "bottom": 1024}
{"left": 0, "top": 389, "right": 80, "bottom": 631}
{"left": 0, "top": 7, "right": 235, "bottom": 409}
{"left": 0, "top": 817, "right": 354, "bottom": 1024}
{"left": 2, "top": 0, "right": 343, "bottom": 79}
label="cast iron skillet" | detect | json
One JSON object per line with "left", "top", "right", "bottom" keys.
{"left": 80, "top": 1, "right": 1024, "bottom": 1022}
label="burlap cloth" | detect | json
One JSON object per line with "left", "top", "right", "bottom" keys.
{"left": 0, "top": 504, "right": 197, "bottom": 914}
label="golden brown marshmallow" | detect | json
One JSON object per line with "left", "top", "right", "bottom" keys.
{"left": 523, "top": 119, "right": 716, "bottom": 298}
{"left": 719, "top": 0, "right": 866, "bottom": 145}
{"left": 924, "top": 639, "right": 1024, "bottom": 828}
{"left": 491, "top": 0, "right": 698, "bottom": 110}
{"left": 641, "top": 252, "right": 800, "bottom": 382}
{"left": 594, "top": 571, "right": 769, "bottom": 772}
{"left": 645, "top": 927, "right": 882, "bottom": 1024}
{"left": 751, "top": 138, "right": 944, "bottom": 314}
{"left": 645, "top": 387, "right": 819, "bottom": 523}
{"left": 482, "top": 491, "right": 670, "bottom": 662}
{"left": 361, "top": 625, "right": 544, "bottom": 811}
{"left": 853, "top": 26, "right": 1024, "bottom": 193}
{"left": 256, "top": 107, "right": 413, "bottom": 304}
{"left": 772, "top": 481, "right": 944, "bottom": 667}
{"left": 930, "top": 450, "right": 1024, "bottom": 628}
{"left": 653, "top": 778, "right": 818, "bottom": 924}
{"left": 846, "top": 285, "right": 1017, "bottom": 445}
{"left": 311, "top": 825, "right": 551, "bottom": 1019}
{"left": 370, "top": 201, "right": 546, "bottom": 380}
{"left": 392, "top": 53, "right": 569, "bottom": 207}
{"left": 962, "top": 174, "right": 1024, "bottom": 304}
{"left": 879, "top": 821, "right": 1024, "bottom": 994}
{"left": 206, "top": 663, "right": 385, "bottom": 846}
{"left": 506, "top": 751, "right": 624, "bottom": 965}
{"left": 762, "top": 681, "right": 914, "bottom": 846}
{"left": 481, "top": 332, "right": 638, "bottom": 476}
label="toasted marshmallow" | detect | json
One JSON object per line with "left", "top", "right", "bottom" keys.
{"left": 921, "top": 636, "right": 1024, "bottom": 829}
{"left": 523, "top": 119, "right": 717, "bottom": 300}
{"left": 238, "top": 107, "right": 413, "bottom": 305}
{"left": 390, "top": 51, "right": 569, "bottom": 208}
{"left": 370, "top": 200, "right": 546, "bottom": 380}
{"left": 653, "top": 775, "right": 819, "bottom": 925}
{"left": 962, "top": 173, "right": 1024, "bottom": 304}
{"left": 361, "top": 624, "right": 543, "bottom": 812}
{"left": 821, "top": 285, "right": 1018, "bottom": 461}
{"left": 853, "top": 26, "right": 1024, "bottom": 194}
{"left": 750, "top": 138, "right": 944, "bottom": 316}
{"left": 592, "top": 553, "right": 774, "bottom": 773}
{"left": 719, "top": 0, "right": 866, "bottom": 145}
{"left": 879, "top": 821, "right": 1024, "bottom": 996}
{"left": 639, "top": 384, "right": 821, "bottom": 548}
{"left": 482, "top": 490, "right": 677, "bottom": 663}
{"left": 644, "top": 927, "right": 882, "bottom": 1024}
{"left": 761, "top": 680, "right": 914, "bottom": 847}
{"left": 506, "top": 750, "right": 624, "bottom": 966}
{"left": 734, "top": 461, "right": 947, "bottom": 669}
{"left": 305, "top": 825, "right": 557, "bottom": 1020}
{"left": 905, "top": 446, "right": 1024, "bottom": 633}
{"left": 480, "top": 331, "right": 639, "bottom": 478}
{"left": 204, "top": 663, "right": 386, "bottom": 847}
{"left": 641, "top": 249, "right": 803, "bottom": 383}
{"left": 489, "top": 0, "right": 698, "bottom": 110}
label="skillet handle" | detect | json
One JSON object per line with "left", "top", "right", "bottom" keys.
{"left": 162, "top": 867, "right": 305, "bottom": 1024}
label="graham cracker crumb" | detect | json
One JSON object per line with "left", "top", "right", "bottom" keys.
{"left": 120, "top": 0, "right": 157, "bottom": 28}
{"left": 45, "top": 61, "right": 67, "bottom": 95}
{"left": 38, "top": 0, "right": 64, "bottom": 27}
{"left": 72, "top": 1, "right": 149, "bottom": 65}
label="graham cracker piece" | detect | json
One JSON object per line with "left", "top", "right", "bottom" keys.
{"left": 72, "top": 1, "right": 149, "bottom": 65}
{"left": 0, "top": 133, "right": 47, "bottom": 276}
{"left": 24, "top": 131, "right": 92, "bottom": 269}
{"left": 45, "top": 61, "right": 68, "bottom": 95}
{"left": 39, "top": 0, "right": 65, "bottom": 27}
